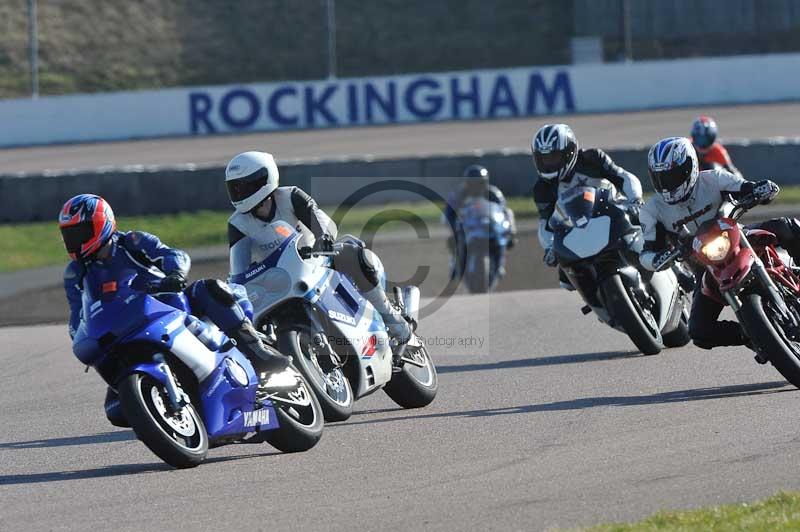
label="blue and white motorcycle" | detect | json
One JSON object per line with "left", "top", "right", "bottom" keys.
{"left": 234, "top": 221, "right": 438, "bottom": 422}
{"left": 72, "top": 268, "right": 323, "bottom": 469}
{"left": 459, "top": 198, "right": 513, "bottom": 293}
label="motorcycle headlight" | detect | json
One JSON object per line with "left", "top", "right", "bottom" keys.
{"left": 702, "top": 232, "right": 730, "bottom": 262}
{"left": 492, "top": 211, "right": 506, "bottom": 223}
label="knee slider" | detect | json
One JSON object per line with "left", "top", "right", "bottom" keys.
{"left": 334, "top": 242, "right": 384, "bottom": 291}
{"left": 204, "top": 278, "right": 237, "bottom": 306}
{"left": 359, "top": 248, "right": 384, "bottom": 288}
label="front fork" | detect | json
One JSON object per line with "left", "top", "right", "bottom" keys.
{"left": 153, "top": 354, "right": 189, "bottom": 413}
{"left": 724, "top": 234, "right": 792, "bottom": 320}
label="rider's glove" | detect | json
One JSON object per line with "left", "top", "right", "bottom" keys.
{"left": 752, "top": 180, "right": 780, "bottom": 205}
{"left": 158, "top": 272, "right": 188, "bottom": 293}
{"left": 313, "top": 234, "right": 335, "bottom": 253}
{"left": 543, "top": 247, "right": 558, "bottom": 267}
{"left": 625, "top": 199, "right": 643, "bottom": 220}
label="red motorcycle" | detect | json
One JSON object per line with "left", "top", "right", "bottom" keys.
{"left": 662, "top": 193, "right": 800, "bottom": 387}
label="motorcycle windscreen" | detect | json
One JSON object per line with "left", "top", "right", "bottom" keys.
{"left": 555, "top": 186, "right": 597, "bottom": 228}
{"left": 229, "top": 220, "right": 298, "bottom": 285}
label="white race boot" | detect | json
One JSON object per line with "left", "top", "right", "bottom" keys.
{"left": 363, "top": 286, "right": 411, "bottom": 343}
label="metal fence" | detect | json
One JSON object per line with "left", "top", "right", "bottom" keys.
{"left": 574, "top": 0, "right": 800, "bottom": 61}
{"left": 3, "top": 0, "right": 800, "bottom": 100}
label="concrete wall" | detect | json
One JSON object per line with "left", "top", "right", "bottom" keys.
{"left": 4, "top": 139, "right": 800, "bottom": 222}
{"left": 3, "top": 53, "right": 800, "bottom": 147}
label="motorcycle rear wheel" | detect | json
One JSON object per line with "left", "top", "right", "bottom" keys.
{"left": 601, "top": 273, "right": 663, "bottom": 355}
{"left": 118, "top": 373, "right": 208, "bottom": 469}
{"left": 739, "top": 293, "right": 800, "bottom": 388}
{"left": 262, "top": 368, "right": 324, "bottom": 453}
{"left": 384, "top": 341, "right": 438, "bottom": 408}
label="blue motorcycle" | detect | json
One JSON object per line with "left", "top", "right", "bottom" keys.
{"left": 458, "top": 198, "right": 512, "bottom": 293}
{"left": 72, "top": 268, "right": 323, "bottom": 468}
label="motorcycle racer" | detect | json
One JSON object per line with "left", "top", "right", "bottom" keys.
{"left": 531, "top": 123, "right": 643, "bottom": 287}
{"left": 443, "top": 164, "right": 517, "bottom": 279}
{"left": 60, "top": 194, "right": 289, "bottom": 426}
{"left": 639, "top": 136, "right": 800, "bottom": 350}
{"left": 691, "top": 116, "right": 742, "bottom": 178}
{"left": 225, "top": 151, "right": 412, "bottom": 344}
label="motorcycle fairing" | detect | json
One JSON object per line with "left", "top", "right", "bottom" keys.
{"left": 460, "top": 198, "right": 511, "bottom": 246}
{"left": 77, "top": 265, "right": 281, "bottom": 444}
{"left": 563, "top": 216, "right": 611, "bottom": 258}
{"left": 198, "top": 350, "right": 278, "bottom": 439}
{"left": 244, "top": 221, "right": 394, "bottom": 398}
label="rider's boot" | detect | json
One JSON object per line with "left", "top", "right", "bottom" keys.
{"left": 229, "top": 319, "right": 291, "bottom": 375}
{"left": 363, "top": 286, "right": 412, "bottom": 344}
{"left": 104, "top": 387, "right": 130, "bottom": 428}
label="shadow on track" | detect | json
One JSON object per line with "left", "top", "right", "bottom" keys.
{"left": 437, "top": 350, "right": 640, "bottom": 374}
{"left": 335, "top": 380, "right": 793, "bottom": 428}
{"left": 0, "top": 430, "right": 136, "bottom": 450}
{"left": 0, "top": 450, "right": 282, "bottom": 486}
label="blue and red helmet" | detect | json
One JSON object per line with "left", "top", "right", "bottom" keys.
{"left": 691, "top": 116, "right": 718, "bottom": 150}
{"left": 58, "top": 194, "right": 116, "bottom": 261}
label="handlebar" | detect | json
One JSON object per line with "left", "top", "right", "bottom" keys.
{"left": 654, "top": 247, "right": 684, "bottom": 271}
{"left": 724, "top": 192, "right": 758, "bottom": 221}
{"left": 654, "top": 193, "right": 758, "bottom": 272}
{"left": 299, "top": 247, "right": 339, "bottom": 260}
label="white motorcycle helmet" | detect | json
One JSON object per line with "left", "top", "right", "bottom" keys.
{"left": 225, "top": 151, "right": 280, "bottom": 213}
{"left": 647, "top": 137, "right": 699, "bottom": 205}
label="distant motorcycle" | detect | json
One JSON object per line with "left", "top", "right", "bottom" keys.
{"left": 235, "top": 221, "right": 438, "bottom": 422}
{"left": 72, "top": 270, "right": 323, "bottom": 469}
{"left": 551, "top": 185, "right": 691, "bottom": 355}
{"left": 657, "top": 192, "right": 800, "bottom": 387}
{"left": 457, "top": 198, "right": 513, "bottom": 293}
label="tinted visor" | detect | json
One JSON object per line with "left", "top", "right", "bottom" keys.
{"left": 650, "top": 157, "right": 693, "bottom": 193}
{"left": 226, "top": 169, "right": 269, "bottom": 203}
{"left": 60, "top": 221, "right": 95, "bottom": 255}
{"left": 693, "top": 132, "right": 713, "bottom": 149}
{"left": 534, "top": 150, "right": 568, "bottom": 175}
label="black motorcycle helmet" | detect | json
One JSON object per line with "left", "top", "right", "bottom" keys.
{"left": 463, "top": 165, "right": 489, "bottom": 195}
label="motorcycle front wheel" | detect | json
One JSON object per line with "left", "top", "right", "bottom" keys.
{"left": 118, "top": 372, "right": 208, "bottom": 469}
{"left": 601, "top": 273, "right": 663, "bottom": 355}
{"left": 278, "top": 329, "right": 354, "bottom": 422}
{"left": 739, "top": 293, "right": 800, "bottom": 388}
{"left": 464, "top": 240, "right": 491, "bottom": 294}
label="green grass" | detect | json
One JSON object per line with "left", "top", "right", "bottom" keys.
{"left": 0, "top": 198, "right": 538, "bottom": 273}
{"left": 3, "top": 188, "right": 798, "bottom": 273}
{"left": 587, "top": 491, "right": 800, "bottom": 531}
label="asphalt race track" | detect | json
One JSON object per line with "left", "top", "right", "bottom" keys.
{"left": 2, "top": 102, "right": 800, "bottom": 174}
{"left": 2, "top": 289, "right": 799, "bottom": 531}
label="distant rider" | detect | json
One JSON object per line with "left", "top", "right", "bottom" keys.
{"left": 638, "top": 136, "right": 800, "bottom": 350}
{"left": 60, "top": 194, "right": 289, "bottom": 426}
{"left": 691, "top": 116, "right": 742, "bottom": 178}
{"left": 531, "top": 123, "right": 643, "bottom": 288}
{"left": 224, "top": 151, "right": 412, "bottom": 345}
{"left": 443, "top": 164, "right": 517, "bottom": 279}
